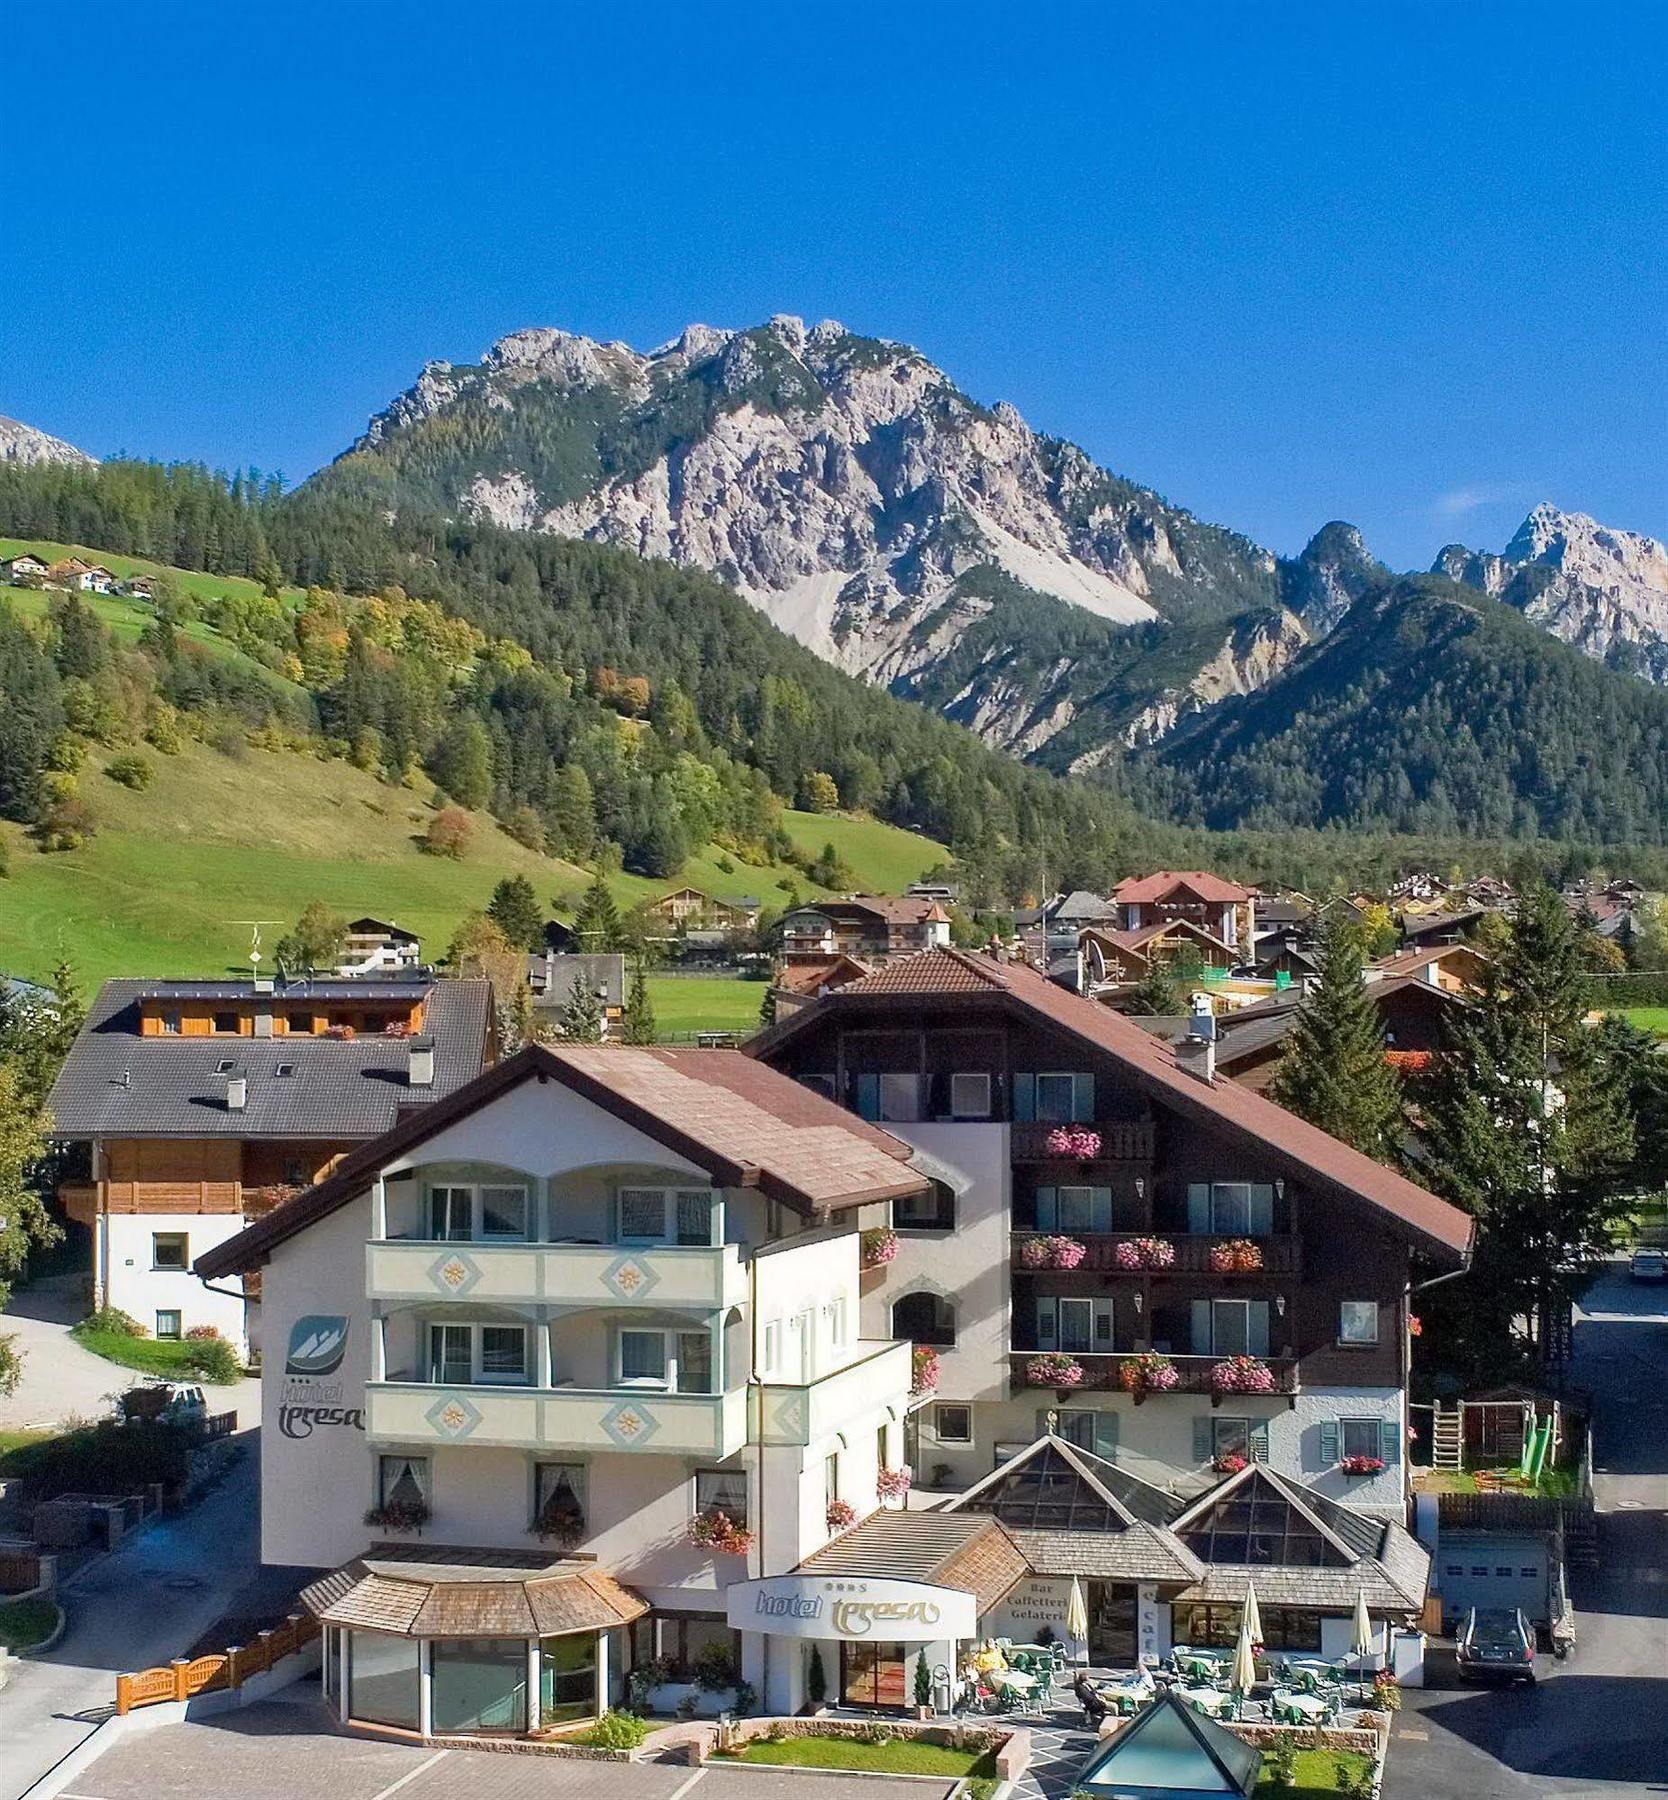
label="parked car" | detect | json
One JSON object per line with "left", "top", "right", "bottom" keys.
{"left": 1629, "top": 1246, "right": 1666, "bottom": 1283}
{"left": 120, "top": 1382, "right": 208, "bottom": 1428}
{"left": 1456, "top": 1606, "right": 1537, "bottom": 1684}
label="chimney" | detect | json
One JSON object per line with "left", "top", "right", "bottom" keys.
{"left": 1176, "top": 997, "right": 1216, "bottom": 1084}
{"left": 406, "top": 1039, "right": 435, "bottom": 1088}
{"left": 225, "top": 1070, "right": 248, "bottom": 1111}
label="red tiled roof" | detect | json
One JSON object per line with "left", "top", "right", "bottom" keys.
{"left": 753, "top": 948, "right": 1472, "bottom": 1262}
{"left": 1112, "top": 871, "right": 1253, "bottom": 904}
{"left": 195, "top": 1042, "right": 928, "bottom": 1277}
{"left": 775, "top": 957, "right": 872, "bottom": 994}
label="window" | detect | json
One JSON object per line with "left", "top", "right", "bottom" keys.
{"left": 426, "top": 1182, "right": 531, "bottom": 1243}
{"left": 879, "top": 1072, "right": 922, "bottom": 1122}
{"left": 616, "top": 1328, "right": 712, "bottom": 1393}
{"left": 894, "top": 1178, "right": 956, "bottom": 1231}
{"left": 949, "top": 1073, "right": 992, "bottom": 1119}
{"left": 480, "top": 1326, "right": 528, "bottom": 1382}
{"left": 892, "top": 1290, "right": 956, "bottom": 1348}
{"left": 351, "top": 1631, "right": 420, "bottom": 1729}
{"left": 287, "top": 1011, "right": 313, "bottom": 1033}
{"left": 1035, "top": 1072, "right": 1091, "bottom": 1123}
{"left": 1339, "top": 1301, "right": 1380, "bottom": 1346}
{"left": 637, "top": 1614, "right": 736, "bottom": 1682}
{"left": 215, "top": 1058, "right": 236, "bottom": 1075}
{"left": 534, "top": 1461, "right": 585, "bottom": 1518}
{"left": 877, "top": 1422, "right": 891, "bottom": 1471}
{"left": 1186, "top": 1183, "right": 1276, "bottom": 1235}
{"left": 1053, "top": 1185, "right": 1113, "bottom": 1234}
{"left": 481, "top": 1186, "right": 528, "bottom": 1238}
{"left": 935, "top": 1403, "right": 972, "bottom": 1443}
{"left": 1194, "top": 1297, "right": 1270, "bottom": 1356}
{"left": 151, "top": 1232, "right": 188, "bottom": 1271}
{"left": 618, "top": 1329, "right": 667, "bottom": 1385}
{"left": 695, "top": 1467, "right": 748, "bottom": 1530}
{"left": 426, "top": 1323, "right": 530, "bottom": 1386}
{"left": 154, "top": 1309, "right": 181, "bottom": 1340}
{"left": 616, "top": 1187, "right": 714, "bottom": 1246}
{"left": 431, "top": 1638, "right": 527, "bottom": 1733}
{"left": 275, "top": 1063, "right": 296, "bottom": 1078}
{"left": 761, "top": 1319, "right": 781, "bottom": 1374}
{"left": 824, "top": 1452, "right": 840, "bottom": 1510}
{"left": 160, "top": 1010, "right": 182, "bottom": 1035}
{"left": 212, "top": 1011, "right": 239, "bottom": 1034}
{"left": 1207, "top": 1416, "right": 1269, "bottom": 1464}
{"left": 1033, "top": 1294, "right": 1113, "bottom": 1354}
{"left": 1210, "top": 1183, "right": 1251, "bottom": 1234}
{"left": 540, "top": 1633, "right": 597, "bottom": 1725}
{"left": 1340, "top": 1417, "right": 1383, "bottom": 1463}
{"left": 378, "top": 1454, "right": 428, "bottom": 1508}
{"left": 1052, "top": 1408, "right": 1118, "bottom": 1459}
{"left": 827, "top": 1295, "right": 848, "bottom": 1349}
{"left": 430, "top": 1323, "right": 473, "bottom": 1384}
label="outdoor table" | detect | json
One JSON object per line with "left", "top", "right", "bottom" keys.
{"left": 1176, "top": 1651, "right": 1227, "bottom": 1682}
{"left": 998, "top": 1668, "right": 1037, "bottom": 1693}
{"left": 1175, "top": 1683, "right": 1229, "bottom": 1717}
{"left": 1274, "top": 1689, "right": 1333, "bottom": 1724}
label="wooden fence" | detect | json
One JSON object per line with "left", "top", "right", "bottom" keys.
{"left": 116, "top": 1612, "right": 319, "bottom": 1715}
{"left": 204, "top": 1412, "right": 237, "bottom": 1440}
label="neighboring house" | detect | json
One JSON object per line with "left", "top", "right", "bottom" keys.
{"left": 45, "top": 556, "right": 115, "bottom": 594}
{"left": 123, "top": 573, "right": 160, "bottom": 602}
{"left": 1397, "top": 908, "right": 1488, "bottom": 948}
{"left": 48, "top": 975, "right": 494, "bottom": 1353}
{"left": 527, "top": 952, "right": 626, "bottom": 1036}
{"left": 193, "top": 1042, "right": 998, "bottom": 1725}
{"left": 1112, "top": 873, "right": 1256, "bottom": 952}
{"left": 1080, "top": 920, "right": 1239, "bottom": 994}
{"left": 779, "top": 896, "right": 951, "bottom": 965}
{"left": 645, "top": 887, "right": 757, "bottom": 931}
{"left": 907, "top": 880, "right": 959, "bottom": 905}
{"left": 0, "top": 551, "right": 49, "bottom": 583}
{"left": 1, "top": 971, "right": 57, "bottom": 1011}
{"left": 1017, "top": 891, "right": 1119, "bottom": 963}
{"left": 1367, "top": 942, "right": 1489, "bottom": 995}
{"left": 336, "top": 917, "right": 423, "bottom": 977}
{"left": 750, "top": 946, "right": 1471, "bottom": 1544}
{"left": 765, "top": 954, "right": 871, "bottom": 1020}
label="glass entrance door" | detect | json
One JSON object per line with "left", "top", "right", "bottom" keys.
{"left": 840, "top": 1641, "right": 909, "bottom": 1708}
{"left": 1088, "top": 1582, "right": 1138, "bottom": 1666}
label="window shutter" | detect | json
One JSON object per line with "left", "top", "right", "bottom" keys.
{"left": 1093, "top": 1187, "right": 1113, "bottom": 1232}
{"left": 1249, "top": 1301, "right": 1271, "bottom": 1358}
{"left": 1014, "top": 1073, "right": 1036, "bottom": 1122}
{"left": 1094, "top": 1412, "right": 1119, "bottom": 1459}
{"left": 1092, "top": 1298, "right": 1114, "bottom": 1348}
{"left": 1036, "top": 1186, "right": 1057, "bottom": 1230}
{"left": 1380, "top": 1419, "right": 1401, "bottom": 1466}
{"left": 1187, "top": 1184, "right": 1211, "bottom": 1234}
{"left": 1250, "top": 1184, "right": 1275, "bottom": 1236}
{"left": 856, "top": 1074, "right": 880, "bottom": 1121}
{"left": 1036, "top": 1296, "right": 1057, "bottom": 1347}
{"left": 1192, "top": 1416, "right": 1214, "bottom": 1464}
{"left": 1074, "top": 1073, "right": 1095, "bottom": 1121}
{"left": 1190, "top": 1298, "right": 1212, "bottom": 1354}
{"left": 1249, "top": 1419, "right": 1270, "bottom": 1463}
{"left": 1319, "top": 1419, "right": 1339, "bottom": 1466}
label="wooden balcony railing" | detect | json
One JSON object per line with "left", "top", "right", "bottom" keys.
{"left": 1008, "top": 1350, "right": 1300, "bottom": 1402}
{"left": 1009, "top": 1121, "right": 1155, "bottom": 1162}
{"left": 1009, "top": 1232, "right": 1302, "bottom": 1277}
{"left": 58, "top": 1179, "right": 244, "bottom": 1217}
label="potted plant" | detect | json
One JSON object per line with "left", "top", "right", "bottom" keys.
{"left": 1044, "top": 1125, "right": 1103, "bottom": 1162}
{"left": 876, "top": 1465, "right": 911, "bottom": 1505}
{"left": 1017, "top": 1235, "right": 1053, "bottom": 1269}
{"left": 688, "top": 1508, "right": 755, "bottom": 1555}
{"left": 1371, "top": 1670, "right": 1402, "bottom": 1712}
{"left": 914, "top": 1650, "right": 933, "bottom": 1719}
{"left": 825, "top": 1498, "right": 857, "bottom": 1532}
{"left": 533, "top": 1492, "right": 586, "bottom": 1547}
{"left": 910, "top": 1345, "right": 940, "bottom": 1396}
{"left": 1210, "top": 1354, "right": 1277, "bottom": 1395}
{"left": 1112, "top": 1239, "right": 1144, "bottom": 1271}
{"left": 861, "top": 1226, "right": 898, "bottom": 1269}
{"left": 1026, "top": 1350, "right": 1084, "bottom": 1389}
{"left": 363, "top": 1497, "right": 430, "bottom": 1535}
{"left": 1047, "top": 1235, "right": 1087, "bottom": 1269}
{"left": 806, "top": 1644, "right": 828, "bottom": 1711}
{"left": 1340, "top": 1453, "right": 1386, "bottom": 1477}
{"left": 1209, "top": 1237, "right": 1263, "bottom": 1273}
{"left": 1213, "top": 1451, "right": 1248, "bottom": 1474}
{"left": 1118, "top": 1351, "right": 1179, "bottom": 1398}
{"left": 1130, "top": 1235, "right": 1175, "bottom": 1270}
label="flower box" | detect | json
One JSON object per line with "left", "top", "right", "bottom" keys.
{"left": 1340, "top": 1454, "right": 1386, "bottom": 1476}
{"left": 1026, "top": 1352, "right": 1084, "bottom": 1389}
{"left": 1210, "top": 1354, "right": 1276, "bottom": 1395}
{"left": 825, "top": 1499, "right": 857, "bottom": 1532}
{"left": 910, "top": 1345, "right": 940, "bottom": 1396}
{"left": 363, "top": 1498, "right": 429, "bottom": 1535}
{"left": 1208, "top": 1238, "right": 1263, "bottom": 1273}
{"left": 1118, "top": 1352, "right": 1180, "bottom": 1396}
{"left": 533, "top": 1498, "right": 586, "bottom": 1547}
{"left": 1020, "top": 1235, "right": 1087, "bottom": 1269}
{"left": 1017, "top": 1235, "right": 1053, "bottom": 1269}
{"left": 1213, "top": 1452, "right": 1248, "bottom": 1474}
{"left": 1121, "top": 1235, "right": 1175, "bottom": 1271}
{"left": 1044, "top": 1126, "right": 1102, "bottom": 1161}
{"left": 876, "top": 1466, "right": 912, "bottom": 1504}
{"left": 861, "top": 1227, "right": 899, "bottom": 1269}
{"left": 687, "top": 1509, "right": 755, "bottom": 1555}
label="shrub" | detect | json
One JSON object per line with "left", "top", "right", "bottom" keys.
{"left": 732, "top": 1678, "right": 757, "bottom": 1715}
{"left": 105, "top": 751, "right": 155, "bottom": 791}
{"left": 0, "top": 1331, "right": 22, "bottom": 1398}
{"left": 627, "top": 1655, "right": 672, "bottom": 1710}
{"left": 40, "top": 791, "right": 96, "bottom": 851}
{"left": 915, "top": 1650, "right": 933, "bottom": 1707}
{"left": 584, "top": 1709, "right": 649, "bottom": 1750}
{"left": 424, "top": 805, "right": 472, "bottom": 858}
{"left": 185, "top": 1335, "right": 242, "bottom": 1383}
{"left": 693, "top": 1637, "right": 737, "bottom": 1691}
{"left": 183, "top": 1324, "right": 222, "bottom": 1341}
{"left": 1263, "top": 1729, "right": 1299, "bottom": 1791}
{"left": 7, "top": 1419, "right": 198, "bottom": 1500}
{"left": 82, "top": 1306, "right": 146, "bottom": 1337}
{"left": 807, "top": 1644, "right": 827, "bottom": 1705}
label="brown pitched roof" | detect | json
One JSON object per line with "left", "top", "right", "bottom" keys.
{"left": 775, "top": 955, "right": 872, "bottom": 994}
{"left": 195, "top": 1041, "right": 927, "bottom": 1278}
{"left": 1113, "top": 871, "right": 1253, "bottom": 904}
{"left": 797, "top": 1511, "right": 1027, "bottom": 1616}
{"left": 301, "top": 1544, "right": 648, "bottom": 1639}
{"left": 752, "top": 948, "right": 1472, "bottom": 1262}
{"left": 1371, "top": 943, "right": 1488, "bottom": 981}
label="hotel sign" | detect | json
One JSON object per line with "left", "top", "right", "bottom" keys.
{"left": 725, "top": 1575, "right": 976, "bottom": 1642}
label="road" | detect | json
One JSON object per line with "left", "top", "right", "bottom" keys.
{"left": 0, "top": 1274, "right": 260, "bottom": 1432}
{"left": 0, "top": 1430, "right": 265, "bottom": 1800}
{"left": 1385, "top": 1260, "right": 1668, "bottom": 1798}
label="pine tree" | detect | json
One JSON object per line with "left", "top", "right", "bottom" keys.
{"left": 550, "top": 763, "right": 596, "bottom": 860}
{"left": 622, "top": 966, "right": 657, "bottom": 1045}
{"left": 487, "top": 875, "right": 544, "bottom": 951}
{"left": 573, "top": 870, "right": 622, "bottom": 953}
{"left": 1270, "top": 921, "right": 1403, "bottom": 1162}
{"left": 558, "top": 980, "right": 605, "bottom": 1043}
{"left": 1122, "top": 959, "right": 1185, "bottom": 1017}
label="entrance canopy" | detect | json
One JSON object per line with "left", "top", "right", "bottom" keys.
{"left": 301, "top": 1543, "right": 647, "bottom": 1639}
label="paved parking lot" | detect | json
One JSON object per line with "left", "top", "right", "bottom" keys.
{"left": 49, "top": 1697, "right": 959, "bottom": 1800}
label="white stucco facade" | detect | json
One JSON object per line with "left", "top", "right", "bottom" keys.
{"left": 97, "top": 1210, "right": 249, "bottom": 1352}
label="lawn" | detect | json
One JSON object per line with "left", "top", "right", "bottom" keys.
{"left": 714, "top": 1734, "right": 999, "bottom": 1778}
{"left": 646, "top": 975, "right": 767, "bottom": 1039}
{"left": 1414, "top": 1464, "right": 1577, "bottom": 1498}
{"left": 777, "top": 809, "right": 947, "bottom": 892}
{"left": 1, "top": 537, "right": 307, "bottom": 612}
{"left": 1622, "top": 1006, "right": 1668, "bottom": 1037}
{"left": 0, "top": 1429, "right": 53, "bottom": 1472}
{"left": 69, "top": 1322, "right": 240, "bottom": 1385}
{"left": 1255, "top": 1747, "right": 1376, "bottom": 1795}
{"left": 0, "top": 1596, "right": 60, "bottom": 1652}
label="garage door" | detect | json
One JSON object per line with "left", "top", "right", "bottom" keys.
{"left": 1436, "top": 1532, "right": 1549, "bottom": 1626}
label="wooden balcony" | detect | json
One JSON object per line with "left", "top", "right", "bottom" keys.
{"left": 1009, "top": 1232, "right": 1302, "bottom": 1277}
{"left": 1007, "top": 1350, "right": 1300, "bottom": 1402}
{"left": 1009, "top": 1121, "right": 1155, "bottom": 1162}
{"left": 57, "top": 1178, "right": 243, "bottom": 1220}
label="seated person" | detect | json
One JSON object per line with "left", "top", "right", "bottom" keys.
{"left": 1073, "top": 1671, "right": 1108, "bottom": 1730}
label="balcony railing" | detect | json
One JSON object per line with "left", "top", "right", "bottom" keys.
{"left": 753, "top": 1339, "right": 912, "bottom": 1447}
{"left": 364, "top": 1378, "right": 747, "bottom": 1457}
{"left": 1007, "top": 1351, "right": 1299, "bottom": 1401}
{"left": 1009, "top": 1121, "right": 1155, "bottom": 1162}
{"left": 58, "top": 1178, "right": 243, "bottom": 1219}
{"left": 365, "top": 1238, "right": 747, "bottom": 1309}
{"left": 1009, "top": 1232, "right": 1302, "bottom": 1277}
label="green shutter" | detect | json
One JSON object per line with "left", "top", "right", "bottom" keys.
{"left": 1249, "top": 1301, "right": 1271, "bottom": 1358}
{"left": 1036, "top": 1186, "right": 1057, "bottom": 1230}
{"left": 1187, "top": 1184, "right": 1211, "bottom": 1234}
{"left": 1249, "top": 1419, "right": 1270, "bottom": 1463}
{"left": 856, "top": 1074, "right": 880, "bottom": 1121}
{"left": 1093, "top": 1187, "right": 1113, "bottom": 1232}
{"left": 1192, "top": 1416, "right": 1214, "bottom": 1464}
{"left": 1249, "top": 1185, "right": 1275, "bottom": 1235}
{"left": 1380, "top": 1419, "right": 1401, "bottom": 1466}
{"left": 1014, "top": 1073, "right": 1036, "bottom": 1122}
{"left": 1190, "top": 1298, "right": 1211, "bottom": 1354}
{"left": 1074, "top": 1073, "right": 1095, "bottom": 1121}
{"left": 1319, "top": 1419, "right": 1339, "bottom": 1466}
{"left": 1035, "top": 1296, "right": 1057, "bottom": 1347}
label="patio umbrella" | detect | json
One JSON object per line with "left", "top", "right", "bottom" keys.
{"left": 1066, "top": 1577, "right": 1089, "bottom": 1664}
{"left": 1230, "top": 1610, "right": 1258, "bottom": 1708}
{"left": 1351, "top": 1588, "right": 1377, "bottom": 1670}
{"left": 1242, "top": 1579, "right": 1264, "bottom": 1649}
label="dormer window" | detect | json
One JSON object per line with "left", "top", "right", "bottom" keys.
{"left": 160, "top": 1010, "right": 182, "bottom": 1035}
{"left": 215, "top": 1059, "right": 236, "bottom": 1075}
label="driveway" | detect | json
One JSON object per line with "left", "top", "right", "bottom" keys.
{"left": 0, "top": 1274, "right": 260, "bottom": 1432}
{"left": 24, "top": 1692, "right": 960, "bottom": 1800}
{"left": 1384, "top": 1260, "right": 1668, "bottom": 1798}
{"left": 0, "top": 1430, "right": 267, "bottom": 1800}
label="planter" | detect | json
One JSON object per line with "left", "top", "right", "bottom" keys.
{"left": 1118, "top": 1352, "right": 1179, "bottom": 1400}
{"left": 1017, "top": 1236, "right": 1053, "bottom": 1270}
{"left": 687, "top": 1510, "right": 755, "bottom": 1555}
{"left": 1208, "top": 1238, "right": 1263, "bottom": 1274}
{"left": 1044, "top": 1126, "right": 1102, "bottom": 1161}
{"left": 363, "top": 1499, "right": 430, "bottom": 1535}
{"left": 876, "top": 1466, "right": 911, "bottom": 1505}
{"left": 910, "top": 1346, "right": 940, "bottom": 1396}
{"left": 860, "top": 1228, "right": 898, "bottom": 1270}
{"left": 825, "top": 1499, "right": 857, "bottom": 1532}
{"left": 1340, "top": 1455, "right": 1386, "bottom": 1477}
{"left": 1025, "top": 1352, "right": 1084, "bottom": 1388}
{"left": 1123, "top": 1236, "right": 1175, "bottom": 1271}
{"left": 1209, "top": 1355, "right": 1276, "bottom": 1396}
{"left": 1020, "top": 1235, "right": 1087, "bottom": 1270}
{"left": 1213, "top": 1453, "right": 1248, "bottom": 1475}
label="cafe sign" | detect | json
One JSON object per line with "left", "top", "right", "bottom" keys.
{"left": 725, "top": 1575, "right": 976, "bottom": 1642}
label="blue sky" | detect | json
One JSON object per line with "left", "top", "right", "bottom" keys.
{"left": 3, "top": 1, "right": 1661, "bottom": 567}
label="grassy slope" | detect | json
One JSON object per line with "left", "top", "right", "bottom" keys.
{"left": 0, "top": 536, "right": 306, "bottom": 610}
{"left": 776, "top": 809, "right": 947, "bottom": 891}
{"left": 1622, "top": 1006, "right": 1668, "bottom": 1036}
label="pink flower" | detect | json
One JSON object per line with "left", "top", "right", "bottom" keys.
{"left": 876, "top": 1466, "right": 912, "bottom": 1504}
{"left": 1047, "top": 1235, "right": 1087, "bottom": 1269}
{"left": 1026, "top": 1352, "right": 1084, "bottom": 1388}
{"left": 861, "top": 1227, "right": 899, "bottom": 1269}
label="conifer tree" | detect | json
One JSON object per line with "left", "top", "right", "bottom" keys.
{"left": 1122, "top": 958, "right": 1185, "bottom": 1018}
{"left": 1270, "top": 921, "right": 1403, "bottom": 1162}
{"left": 573, "top": 870, "right": 622, "bottom": 953}
{"left": 487, "top": 875, "right": 544, "bottom": 951}
{"left": 558, "top": 979, "right": 605, "bottom": 1043}
{"left": 622, "top": 966, "right": 657, "bottom": 1045}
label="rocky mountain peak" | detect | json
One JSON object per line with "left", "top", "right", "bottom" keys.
{"left": 0, "top": 414, "right": 96, "bottom": 468}
{"left": 1280, "top": 519, "right": 1388, "bottom": 634}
